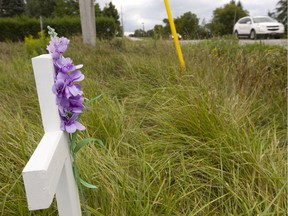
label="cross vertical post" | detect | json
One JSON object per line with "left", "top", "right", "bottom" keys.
{"left": 22, "top": 54, "right": 82, "bottom": 215}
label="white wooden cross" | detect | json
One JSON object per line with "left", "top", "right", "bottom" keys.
{"left": 22, "top": 54, "right": 82, "bottom": 215}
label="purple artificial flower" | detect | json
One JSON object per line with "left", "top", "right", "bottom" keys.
{"left": 66, "top": 83, "right": 82, "bottom": 98}
{"left": 54, "top": 57, "right": 83, "bottom": 74}
{"left": 52, "top": 78, "right": 66, "bottom": 97}
{"left": 55, "top": 70, "right": 84, "bottom": 98}
{"left": 55, "top": 57, "right": 76, "bottom": 74}
{"left": 57, "top": 37, "right": 70, "bottom": 53}
{"left": 47, "top": 31, "right": 86, "bottom": 134}
{"left": 60, "top": 114, "right": 85, "bottom": 133}
{"left": 47, "top": 37, "right": 70, "bottom": 59}
{"left": 57, "top": 95, "right": 85, "bottom": 117}
{"left": 57, "top": 69, "right": 84, "bottom": 83}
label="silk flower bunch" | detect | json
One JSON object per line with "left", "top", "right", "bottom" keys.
{"left": 46, "top": 27, "right": 103, "bottom": 193}
{"left": 47, "top": 27, "right": 85, "bottom": 133}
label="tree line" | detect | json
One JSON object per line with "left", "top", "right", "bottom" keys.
{"left": 133, "top": 0, "right": 287, "bottom": 39}
{"left": 0, "top": 0, "right": 118, "bottom": 21}
{"left": 0, "top": 0, "right": 122, "bottom": 37}
{"left": 0, "top": 0, "right": 286, "bottom": 39}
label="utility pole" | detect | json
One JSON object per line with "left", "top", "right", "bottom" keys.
{"left": 233, "top": 9, "right": 237, "bottom": 34}
{"left": 79, "top": 0, "right": 96, "bottom": 46}
{"left": 121, "top": 5, "right": 124, "bottom": 37}
{"left": 142, "top": 22, "right": 145, "bottom": 37}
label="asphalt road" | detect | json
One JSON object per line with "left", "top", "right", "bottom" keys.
{"left": 127, "top": 37, "right": 287, "bottom": 47}
{"left": 180, "top": 39, "right": 287, "bottom": 47}
{"left": 238, "top": 39, "right": 287, "bottom": 46}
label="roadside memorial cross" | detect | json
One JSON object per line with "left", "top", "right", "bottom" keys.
{"left": 22, "top": 54, "right": 82, "bottom": 216}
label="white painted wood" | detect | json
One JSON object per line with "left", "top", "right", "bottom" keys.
{"left": 22, "top": 131, "right": 69, "bottom": 209}
{"left": 56, "top": 155, "right": 82, "bottom": 216}
{"left": 31, "top": 54, "right": 61, "bottom": 133}
{"left": 79, "top": 0, "right": 96, "bottom": 46}
{"left": 22, "top": 54, "right": 81, "bottom": 215}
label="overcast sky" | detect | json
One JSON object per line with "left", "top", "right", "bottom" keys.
{"left": 96, "top": 0, "right": 279, "bottom": 34}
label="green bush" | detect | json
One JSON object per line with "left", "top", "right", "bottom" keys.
{"left": 95, "top": 17, "right": 116, "bottom": 40}
{"left": 0, "top": 16, "right": 117, "bottom": 41}
{"left": 0, "top": 16, "right": 81, "bottom": 41}
{"left": 0, "top": 16, "right": 39, "bottom": 41}
{"left": 44, "top": 16, "right": 81, "bottom": 37}
{"left": 24, "top": 30, "right": 50, "bottom": 56}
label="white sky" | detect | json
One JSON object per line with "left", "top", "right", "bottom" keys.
{"left": 96, "top": 0, "right": 279, "bottom": 33}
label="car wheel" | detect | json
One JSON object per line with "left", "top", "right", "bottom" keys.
{"left": 234, "top": 31, "right": 239, "bottom": 39}
{"left": 250, "top": 30, "right": 257, "bottom": 40}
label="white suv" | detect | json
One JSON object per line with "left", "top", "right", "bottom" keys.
{"left": 233, "top": 16, "right": 285, "bottom": 39}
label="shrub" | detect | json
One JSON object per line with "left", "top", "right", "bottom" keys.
{"left": 0, "top": 16, "right": 39, "bottom": 41}
{"left": 44, "top": 16, "right": 81, "bottom": 37}
{"left": 0, "top": 16, "right": 117, "bottom": 41}
{"left": 24, "top": 30, "right": 50, "bottom": 56}
{"left": 96, "top": 17, "right": 116, "bottom": 40}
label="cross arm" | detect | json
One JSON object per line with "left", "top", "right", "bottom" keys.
{"left": 22, "top": 131, "right": 69, "bottom": 210}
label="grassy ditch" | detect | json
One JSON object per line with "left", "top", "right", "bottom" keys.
{"left": 0, "top": 38, "right": 286, "bottom": 215}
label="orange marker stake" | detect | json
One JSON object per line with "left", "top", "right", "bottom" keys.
{"left": 164, "top": 0, "right": 185, "bottom": 69}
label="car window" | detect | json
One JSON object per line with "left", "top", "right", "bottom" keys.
{"left": 238, "top": 18, "right": 246, "bottom": 24}
{"left": 253, "top": 17, "right": 274, "bottom": 23}
{"left": 238, "top": 18, "right": 251, "bottom": 24}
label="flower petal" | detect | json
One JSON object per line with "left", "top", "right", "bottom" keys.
{"left": 75, "top": 121, "right": 85, "bottom": 131}
{"left": 65, "top": 123, "right": 77, "bottom": 133}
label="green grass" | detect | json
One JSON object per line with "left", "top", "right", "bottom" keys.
{"left": 0, "top": 37, "right": 287, "bottom": 215}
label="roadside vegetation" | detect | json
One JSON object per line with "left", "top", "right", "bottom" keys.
{"left": 0, "top": 37, "right": 286, "bottom": 215}
{"left": 1, "top": 0, "right": 287, "bottom": 41}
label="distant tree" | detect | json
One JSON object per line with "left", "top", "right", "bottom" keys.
{"left": 132, "top": 28, "right": 145, "bottom": 37}
{"left": 209, "top": 0, "right": 248, "bottom": 36}
{"left": 146, "top": 29, "right": 154, "bottom": 37}
{"left": 0, "top": 0, "right": 25, "bottom": 17}
{"left": 52, "top": 0, "right": 79, "bottom": 17}
{"left": 197, "top": 26, "right": 211, "bottom": 39}
{"left": 25, "top": 0, "right": 56, "bottom": 17}
{"left": 154, "top": 24, "right": 164, "bottom": 39}
{"left": 275, "top": 0, "right": 287, "bottom": 25}
{"left": 145, "top": 25, "right": 164, "bottom": 39}
{"left": 175, "top": 12, "right": 199, "bottom": 39}
{"left": 162, "top": 18, "right": 170, "bottom": 36}
{"left": 236, "top": 1, "right": 243, "bottom": 8}
{"left": 162, "top": 12, "right": 200, "bottom": 39}
{"left": 95, "top": 3, "right": 102, "bottom": 17}
{"left": 102, "top": 2, "right": 120, "bottom": 33}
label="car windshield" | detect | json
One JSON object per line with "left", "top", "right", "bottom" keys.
{"left": 253, "top": 17, "right": 274, "bottom": 23}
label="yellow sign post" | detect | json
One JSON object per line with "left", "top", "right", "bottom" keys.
{"left": 164, "top": 0, "right": 185, "bottom": 69}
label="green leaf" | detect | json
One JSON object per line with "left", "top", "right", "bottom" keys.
{"left": 70, "top": 130, "right": 78, "bottom": 149}
{"left": 73, "top": 163, "right": 80, "bottom": 180}
{"left": 73, "top": 138, "right": 104, "bottom": 153}
{"left": 69, "top": 130, "right": 78, "bottom": 150}
{"left": 85, "top": 95, "right": 102, "bottom": 108}
{"left": 75, "top": 95, "right": 102, "bottom": 122}
{"left": 80, "top": 178, "right": 97, "bottom": 189}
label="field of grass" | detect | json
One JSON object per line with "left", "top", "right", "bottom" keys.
{"left": 0, "top": 37, "right": 287, "bottom": 215}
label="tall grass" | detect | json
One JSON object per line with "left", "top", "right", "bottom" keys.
{"left": 0, "top": 38, "right": 286, "bottom": 215}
